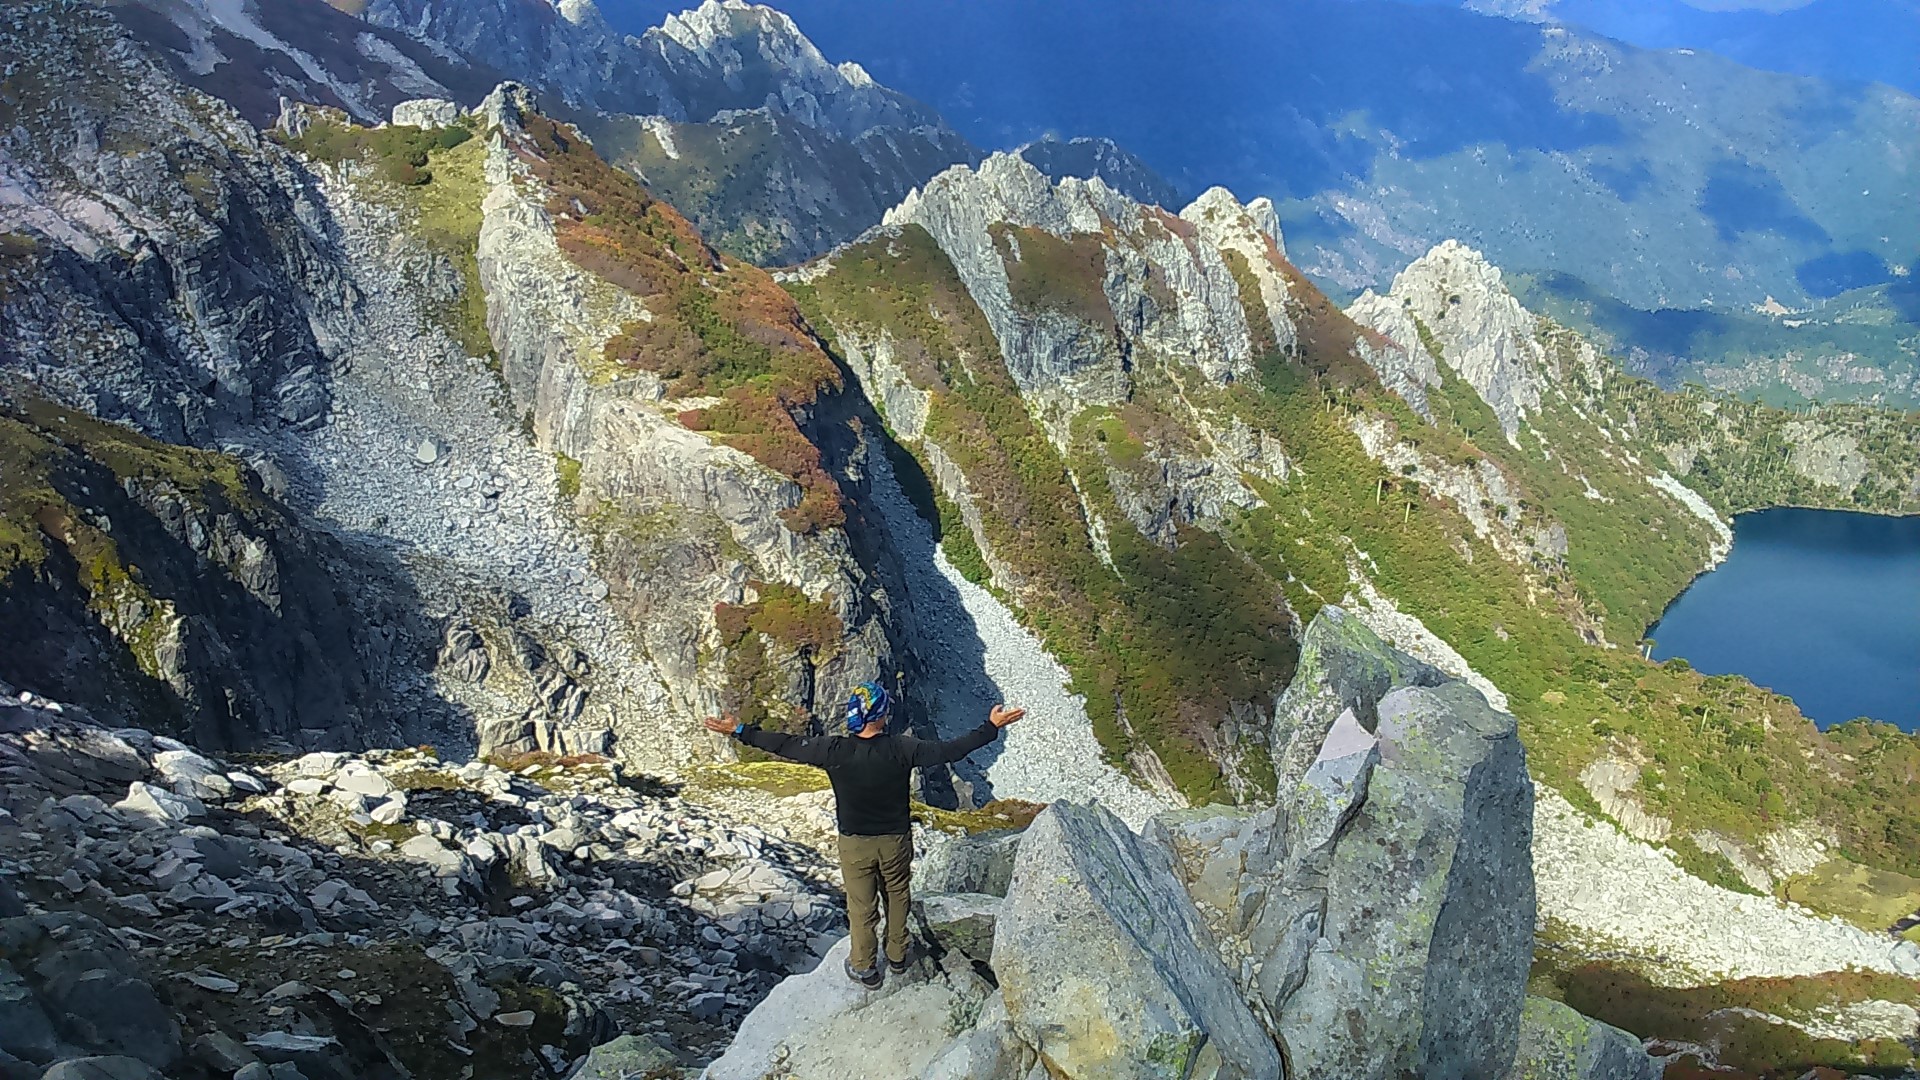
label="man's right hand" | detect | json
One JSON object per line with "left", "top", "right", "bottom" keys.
{"left": 989, "top": 704, "right": 1026, "bottom": 728}
{"left": 701, "top": 714, "right": 739, "bottom": 734}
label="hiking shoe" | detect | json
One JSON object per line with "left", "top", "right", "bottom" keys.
{"left": 844, "top": 958, "right": 883, "bottom": 988}
{"left": 887, "top": 952, "right": 913, "bottom": 975}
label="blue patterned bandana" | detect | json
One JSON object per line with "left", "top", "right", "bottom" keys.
{"left": 845, "top": 681, "right": 893, "bottom": 734}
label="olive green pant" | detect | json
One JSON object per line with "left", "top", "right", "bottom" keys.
{"left": 837, "top": 832, "right": 912, "bottom": 972}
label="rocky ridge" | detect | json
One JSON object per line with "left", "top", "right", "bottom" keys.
{"left": 0, "top": 0, "right": 897, "bottom": 779}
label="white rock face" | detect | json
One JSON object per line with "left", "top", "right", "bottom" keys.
{"left": 1785, "top": 421, "right": 1871, "bottom": 493}
{"left": 884, "top": 153, "right": 1269, "bottom": 419}
{"left": 1180, "top": 186, "right": 1298, "bottom": 359}
{"left": 1347, "top": 239, "right": 1547, "bottom": 437}
{"left": 115, "top": 781, "right": 205, "bottom": 824}
{"left": 1647, "top": 471, "right": 1732, "bottom": 565}
{"left": 1533, "top": 788, "right": 1920, "bottom": 983}
{"left": 390, "top": 97, "right": 459, "bottom": 128}
{"left": 1576, "top": 758, "right": 1671, "bottom": 844}
{"left": 1345, "top": 287, "right": 1442, "bottom": 418}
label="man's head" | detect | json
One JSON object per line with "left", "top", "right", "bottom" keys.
{"left": 845, "top": 681, "right": 893, "bottom": 739}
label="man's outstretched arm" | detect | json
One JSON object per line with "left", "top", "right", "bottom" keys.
{"left": 904, "top": 705, "right": 1026, "bottom": 767}
{"left": 700, "top": 714, "right": 834, "bottom": 766}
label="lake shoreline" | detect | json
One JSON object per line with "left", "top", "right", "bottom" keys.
{"left": 1645, "top": 507, "right": 1920, "bottom": 730}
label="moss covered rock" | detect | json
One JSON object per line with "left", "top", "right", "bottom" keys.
{"left": 1507, "top": 996, "right": 1659, "bottom": 1080}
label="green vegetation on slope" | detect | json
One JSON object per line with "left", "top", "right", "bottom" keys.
{"left": 713, "top": 581, "right": 843, "bottom": 735}
{"left": 990, "top": 222, "right": 1119, "bottom": 338}
{"left": 275, "top": 112, "right": 472, "bottom": 186}
{"left": 794, "top": 226, "right": 1294, "bottom": 803}
{"left": 1575, "top": 366, "right": 1920, "bottom": 518}
{"left": 1222, "top": 342, "right": 1920, "bottom": 876}
{"left": 1, "top": 401, "right": 256, "bottom": 575}
{"left": 1515, "top": 271, "right": 1920, "bottom": 412}
{"left": 587, "top": 113, "right": 796, "bottom": 266}
{"left": 1780, "top": 856, "right": 1920, "bottom": 937}
{"left": 799, "top": 221, "right": 1920, "bottom": 878}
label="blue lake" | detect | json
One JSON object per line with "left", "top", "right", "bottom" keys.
{"left": 1648, "top": 508, "right": 1920, "bottom": 730}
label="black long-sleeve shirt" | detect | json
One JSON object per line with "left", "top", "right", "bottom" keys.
{"left": 734, "top": 721, "right": 1001, "bottom": 836}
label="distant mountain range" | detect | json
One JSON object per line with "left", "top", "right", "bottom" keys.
{"left": 1455, "top": 0, "right": 1920, "bottom": 94}
{"left": 597, "top": 0, "right": 1918, "bottom": 406}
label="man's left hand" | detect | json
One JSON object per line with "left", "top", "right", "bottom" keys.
{"left": 701, "top": 714, "right": 739, "bottom": 734}
{"left": 989, "top": 705, "right": 1026, "bottom": 728}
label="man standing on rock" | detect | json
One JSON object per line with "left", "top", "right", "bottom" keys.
{"left": 702, "top": 682, "right": 1025, "bottom": 988}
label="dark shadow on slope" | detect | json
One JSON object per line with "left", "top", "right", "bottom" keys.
{"left": 807, "top": 357, "right": 1010, "bottom": 807}
{"left": 0, "top": 404, "right": 468, "bottom": 757}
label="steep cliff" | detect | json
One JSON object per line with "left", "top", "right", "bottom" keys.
{"left": 795, "top": 156, "right": 1308, "bottom": 805}
{"left": 460, "top": 85, "right": 893, "bottom": 756}
{"left": 0, "top": 1, "right": 901, "bottom": 774}
{"left": 0, "top": 403, "right": 420, "bottom": 751}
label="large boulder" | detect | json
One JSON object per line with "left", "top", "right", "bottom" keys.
{"left": 919, "top": 991, "right": 1038, "bottom": 1080}
{"left": 705, "top": 608, "right": 1602, "bottom": 1080}
{"left": 0, "top": 916, "right": 180, "bottom": 1071}
{"left": 1275, "top": 680, "right": 1534, "bottom": 1079}
{"left": 1152, "top": 608, "right": 1537, "bottom": 1080}
{"left": 0, "top": 961, "right": 64, "bottom": 1064}
{"left": 995, "top": 801, "right": 1281, "bottom": 1080}
{"left": 915, "top": 893, "right": 1000, "bottom": 965}
{"left": 571, "top": 1034, "right": 681, "bottom": 1079}
{"left": 1506, "top": 997, "right": 1659, "bottom": 1080}
{"left": 37, "top": 1059, "right": 164, "bottom": 1080}
{"left": 1267, "top": 605, "right": 1445, "bottom": 789}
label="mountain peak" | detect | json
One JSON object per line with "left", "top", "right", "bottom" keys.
{"left": 1350, "top": 239, "right": 1547, "bottom": 436}
{"left": 1180, "top": 186, "right": 1284, "bottom": 253}
{"left": 657, "top": 0, "right": 810, "bottom": 55}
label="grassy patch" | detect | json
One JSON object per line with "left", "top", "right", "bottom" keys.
{"left": 1220, "top": 248, "right": 1277, "bottom": 355}
{"left": 991, "top": 222, "right": 1117, "bottom": 337}
{"left": 387, "top": 768, "right": 466, "bottom": 793}
{"left": 713, "top": 581, "right": 843, "bottom": 733}
{"left": 688, "top": 760, "right": 831, "bottom": 799}
{"left": 585, "top": 111, "right": 800, "bottom": 265}
{"left": 1667, "top": 834, "right": 1765, "bottom": 896}
{"left": 913, "top": 798, "right": 1047, "bottom": 835}
{"left": 0, "top": 402, "right": 257, "bottom": 575}
{"left": 1781, "top": 857, "right": 1920, "bottom": 934}
{"left": 935, "top": 491, "right": 991, "bottom": 586}
{"left": 554, "top": 452, "right": 582, "bottom": 501}
{"left": 481, "top": 750, "right": 612, "bottom": 773}
{"left": 399, "top": 132, "right": 492, "bottom": 360}
{"left": 276, "top": 114, "right": 472, "bottom": 186}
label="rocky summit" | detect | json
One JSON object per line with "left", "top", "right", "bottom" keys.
{"left": 2, "top": 0, "right": 1919, "bottom": 1078}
